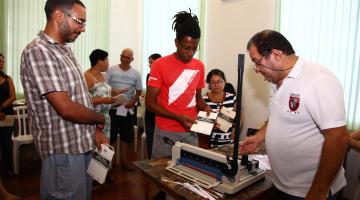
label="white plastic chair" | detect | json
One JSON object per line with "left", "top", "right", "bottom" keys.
{"left": 137, "top": 97, "right": 146, "bottom": 129}
{"left": 133, "top": 97, "right": 144, "bottom": 153}
{"left": 12, "top": 99, "right": 26, "bottom": 106}
{"left": 140, "top": 130, "right": 147, "bottom": 160}
{"left": 12, "top": 105, "right": 33, "bottom": 174}
{"left": 138, "top": 97, "right": 147, "bottom": 160}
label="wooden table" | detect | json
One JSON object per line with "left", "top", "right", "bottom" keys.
{"left": 134, "top": 157, "right": 281, "bottom": 200}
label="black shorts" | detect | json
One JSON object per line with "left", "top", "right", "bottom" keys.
{"left": 109, "top": 109, "right": 135, "bottom": 144}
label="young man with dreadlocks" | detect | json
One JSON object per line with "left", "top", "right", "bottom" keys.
{"left": 146, "top": 10, "right": 212, "bottom": 159}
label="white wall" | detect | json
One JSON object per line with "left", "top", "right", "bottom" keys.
{"left": 108, "top": 0, "right": 143, "bottom": 73}
{"left": 203, "top": 0, "right": 276, "bottom": 133}
{"left": 109, "top": 0, "right": 276, "bottom": 132}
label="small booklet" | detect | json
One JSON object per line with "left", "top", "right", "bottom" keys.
{"left": 217, "top": 107, "right": 236, "bottom": 132}
{"left": 111, "top": 94, "right": 129, "bottom": 107}
{"left": 190, "top": 111, "right": 218, "bottom": 135}
{"left": 87, "top": 144, "right": 114, "bottom": 184}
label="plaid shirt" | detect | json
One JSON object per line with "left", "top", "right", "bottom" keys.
{"left": 20, "top": 32, "right": 95, "bottom": 159}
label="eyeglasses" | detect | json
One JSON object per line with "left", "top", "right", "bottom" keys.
{"left": 254, "top": 56, "right": 264, "bottom": 66}
{"left": 121, "top": 54, "right": 133, "bottom": 60}
{"left": 65, "top": 12, "right": 86, "bottom": 27}
{"left": 209, "top": 80, "right": 224, "bottom": 85}
{"left": 253, "top": 56, "right": 264, "bottom": 70}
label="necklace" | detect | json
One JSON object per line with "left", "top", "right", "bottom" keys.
{"left": 208, "top": 92, "right": 225, "bottom": 109}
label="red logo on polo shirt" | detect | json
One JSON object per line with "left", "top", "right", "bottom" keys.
{"left": 289, "top": 93, "right": 300, "bottom": 112}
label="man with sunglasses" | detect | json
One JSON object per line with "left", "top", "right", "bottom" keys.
{"left": 20, "top": 0, "right": 108, "bottom": 199}
{"left": 241, "top": 30, "right": 349, "bottom": 200}
{"left": 106, "top": 48, "right": 142, "bottom": 170}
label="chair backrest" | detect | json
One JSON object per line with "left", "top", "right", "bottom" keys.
{"left": 13, "top": 99, "right": 26, "bottom": 106}
{"left": 138, "top": 97, "right": 146, "bottom": 119}
{"left": 138, "top": 97, "right": 145, "bottom": 115}
{"left": 13, "top": 105, "right": 29, "bottom": 137}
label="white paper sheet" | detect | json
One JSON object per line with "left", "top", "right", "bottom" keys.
{"left": 190, "top": 111, "right": 218, "bottom": 135}
{"left": 249, "top": 154, "right": 271, "bottom": 170}
{"left": 111, "top": 94, "right": 129, "bottom": 107}
{"left": 116, "top": 105, "right": 128, "bottom": 116}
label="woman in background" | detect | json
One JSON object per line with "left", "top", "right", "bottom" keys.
{"left": 203, "top": 69, "right": 236, "bottom": 148}
{"left": 145, "top": 53, "right": 161, "bottom": 159}
{"left": 0, "top": 53, "right": 16, "bottom": 176}
{"left": 84, "top": 49, "right": 127, "bottom": 140}
{"left": 84, "top": 49, "right": 114, "bottom": 140}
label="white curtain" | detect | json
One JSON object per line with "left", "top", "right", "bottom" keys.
{"left": 142, "top": 0, "right": 204, "bottom": 88}
{"left": 277, "top": 0, "right": 360, "bottom": 130}
{"left": 1, "top": 0, "right": 110, "bottom": 96}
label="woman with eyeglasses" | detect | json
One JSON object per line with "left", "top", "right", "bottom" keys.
{"left": 0, "top": 53, "right": 16, "bottom": 177}
{"left": 203, "top": 69, "right": 237, "bottom": 148}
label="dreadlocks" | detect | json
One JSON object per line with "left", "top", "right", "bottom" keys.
{"left": 172, "top": 10, "right": 201, "bottom": 40}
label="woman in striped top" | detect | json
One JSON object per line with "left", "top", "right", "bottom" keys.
{"left": 203, "top": 69, "right": 236, "bottom": 148}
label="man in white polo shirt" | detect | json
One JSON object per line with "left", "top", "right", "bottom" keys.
{"left": 241, "top": 30, "right": 349, "bottom": 200}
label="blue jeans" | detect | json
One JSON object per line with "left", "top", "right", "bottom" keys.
{"left": 40, "top": 152, "right": 93, "bottom": 200}
{"left": 151, "top": 127, "right": 198, "bottom": 159}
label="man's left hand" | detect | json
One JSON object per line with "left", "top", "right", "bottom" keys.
{"left": 94, "top": 127, "right": 109, "bottom": 151}
{"left": 125, "top": 99, "right": 136, "bottom": 109}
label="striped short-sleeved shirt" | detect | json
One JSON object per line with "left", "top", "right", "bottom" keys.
{"left": 203, "top": 92, "right": 236, "bottom": 147}
{"left": 20, "top": 32, "right": 95, "bottom": 159}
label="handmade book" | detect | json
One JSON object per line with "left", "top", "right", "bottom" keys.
{"left": 87, "top": 144, "right": 114, "bottom": 184}
{"left": 111, "top": 94, "right": 129, "bottom": 107}
{"left": 190, "top": 111, "right": 218, "bottom": 135}
{"left": 217, "top": 107, "right": 236, "bottom": 132}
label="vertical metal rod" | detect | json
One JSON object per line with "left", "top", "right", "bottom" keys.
{"left": 228, "top": 54, "right": 245, "bottom": 177}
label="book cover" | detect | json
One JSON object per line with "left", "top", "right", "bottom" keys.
{"left": 87, "top": 144, "right": 114, "bottom": 184}
{"left": 111, "top": 94, "right": 129, "bottom": 107}
{"left": 217, "top": 107, "right": 236, "bottom": 132}
{"left": 190, "top": 111, "right": 218, "bottom": 135}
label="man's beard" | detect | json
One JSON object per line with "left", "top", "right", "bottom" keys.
{"left": 60, "top": 22, "right": 80, "bottom": 43}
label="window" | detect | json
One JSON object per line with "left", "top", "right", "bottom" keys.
{"left": 142, "top": 0, "right": 204, "bottom": 88}
{"left": 0, "top": 0, "right": 110, "bottom": 96}
{"left": 277, "top": 0, "right": 360, "bottom": 130}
